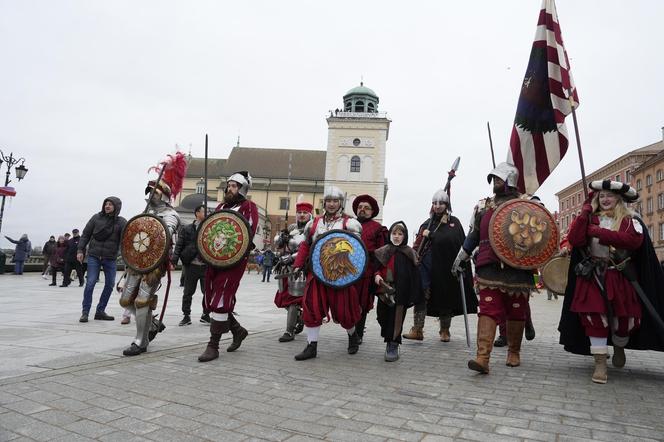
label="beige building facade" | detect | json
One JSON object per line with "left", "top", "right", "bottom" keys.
{"left": 630, "top": 147, "right": 664, "bottom": 260}
{"left": 555, "top": 139, "right": 664, "bottom": 234}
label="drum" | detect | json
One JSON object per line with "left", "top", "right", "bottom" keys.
{"left": 121, "top": 214, "right": 171, "bottom": 274}
{"left": 196, "top": 210, "right": 252, "bottom": 269}
{"left": 310, "top": 230, "right": 368, "bottom": 288}
{"left": 541, "top": 255, "right": 571, "bottom": 294}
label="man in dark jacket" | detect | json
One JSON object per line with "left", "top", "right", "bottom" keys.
{"left": 42, "top": 236, "right": 56, "bottom": 277}
{"left": 172, "top": 204, "right": 210, "bottom": 326}
{"left": 77, "top": 197, "right": 127, "bottom": 323}
{"left": 262, "top": 249, "right": 275, "bottom": 282}
{"left": 5, "top": 234, "right": 31, "bottom": 274}
{"left": 63, "top": 229, "right": 84, "bottom": 287}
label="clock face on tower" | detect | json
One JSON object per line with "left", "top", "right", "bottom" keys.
{"left": 339, "top": 137, "right": 375, "bottom": 148}
{"left": 353, "top": 138, "right": 361, "bottom": 147}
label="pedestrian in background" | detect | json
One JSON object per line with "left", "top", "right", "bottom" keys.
{"left": 5, "top": 234, "right": 31, "bottom": 275}
{"left": 49, "top": 236, "right": 67, "bottom": 286}
{"left": 77, "top": 196, "right": 127, "bottom": 323}
{"left": 41, "top": 235, "right": 56, "bottom": 279}
{"left": 63, "top": 229, "right": 84, "bottom": 287}
{"left": 262, "top": 248, "right": 275, "bottom": 282}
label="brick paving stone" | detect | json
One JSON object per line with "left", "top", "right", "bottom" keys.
{"left": 234, "top": 423, "right": 294, "bottom": 441}
{"left": 3, "top": 399, "right": 51, "bottom": 415}
{"left": 48, "top": 433, "right": 96, "bottom": 442}
{"left": 276, "top": 418, "right": 334, "bottom": 437}
{"left": 75, "top": 406, "right": 123, "bottom": 424}
{"left": 31, "top": 408, "right": 81, "bottom": 426}
{"left": 0, "top": 411, "right": 70, "bottom": 441}
{"left": 402, "top": 420, "right": 460, "bottom": 437}
{"left": 0, "top": 428, "right": 20, "bottom": 441}
{"left": 316, "top": 415, "right": 373, "bottom": 433}
{"left": 63, "top": 418, "right": 116, "bottom": 438}
{"left": 117, "top": 405, "right": 164, "bottom": 421}
{"left": 365, "top": 424, "right": 425, "bottom": 441}
{"left": 458, "top": 428, "right": 521, "bottom": 442}
{"left": 494, "top": 425, "right": 557, "bottom": 441}
{"left": 108, "top": 416, "right": 161, "bottom": 435}
{"left": 324, "top": 428, "right": 387, "bottom": 442}
{"left": 420, "top": 435, "right": 455, "bottom": 442}
{"left": 190, "top": 425, "right": 250, "bottom": 442}
{"left": 142, "top": 427, "right": 207, "bottom": 442}
{"left": 590, "top": 429, "right": 659, "bottom": 442}
{"left": 97, "top": 430, "right": 152, "bottom": 442}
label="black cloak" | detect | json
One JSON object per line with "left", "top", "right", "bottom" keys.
{"left": 418, "top": 215, "right": 478, "bottom": 317}
{"left": 558, "top": 217, "right": 664, "bottom": 355}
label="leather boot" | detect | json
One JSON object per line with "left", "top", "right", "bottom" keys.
{"left": 592, "top": 353, "right": 608, "bottom": 384}
{"left": 355, "top": 313, "right": 367, "bottom": 345}
{"left": 198, "top": 319, "right": 229, "bottom": 362}
{"left": 506, "top": 320, "right": 525, "bottom": 367}
{"left": 347, "top": 331, "right": 360, "bottom": 354}
{"left": 612, "top": 346, "right": 626, "bottom": 368}
{"left": 468, "top": 315, "right": 496, "bottom": 374}
{"left": 294, "top": 341, "right": 317, "bottom": 361}
{"left": 279, "top": 305, "right": 298, "bottom": 342}
{"left": 439, "top": 315, "right": 452, "bottom": 342}
{"left": 402, "top": 306, "right": 425, "bottom": 341}
{"left": 227, "top": 313, "right": 248, "bottom": 352}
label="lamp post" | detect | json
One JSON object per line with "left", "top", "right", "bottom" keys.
{"left": 0, "top": 150, "right": 28, "bottom": 234}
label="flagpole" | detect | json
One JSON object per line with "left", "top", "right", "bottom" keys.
{"left": 487, "top": 121, "right": 496, "bottom": 168}
{"left": 204, "top": 134, "right": 209, "bottom": 214}
{"left": 568, "top": 96, "right": 589, "bottom": 199}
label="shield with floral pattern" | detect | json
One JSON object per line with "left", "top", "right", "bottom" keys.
{"left": 121, "top": 214, "right": 171, "bottom": 274}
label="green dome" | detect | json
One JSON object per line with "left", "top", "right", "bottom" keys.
{"left": 343, "top": 83, "right": 378, "bottom": 99}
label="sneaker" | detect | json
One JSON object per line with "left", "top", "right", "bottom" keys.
{"left": 200, "top": 313, "right": 211, "bottom": 324}
{"left": 94, "top": 311, "right": 115, "bottom": 321}
{"left": 179, "top": 315, "right": 192, "bottom": 326}
{"left": 79, "top": 313, "right": 89, "bottom": 323}
{"left": 121, "top": 316, "right": 131, "bottom": 325}
{"left": 41, "top": 274, "right": 48, "bottom": 280}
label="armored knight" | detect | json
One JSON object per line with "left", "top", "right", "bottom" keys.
{"left": 452, "top": 162, "right": 534, "bottom": 373}
{"left": 273, "top": 194, "right": 313, "bottom": 342}
{"left": 292, "top": 186, "right": 363, "bottom": 360}
{"left": 121, "top": 153, "right": 186, "bottom": 356}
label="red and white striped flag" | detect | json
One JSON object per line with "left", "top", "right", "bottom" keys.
{"left": 507, "top": 0, "right": 579, "bottom": 195}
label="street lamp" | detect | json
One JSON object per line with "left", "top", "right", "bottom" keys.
{"left": 0, "top": 149, "right": 29, "bottom": 234}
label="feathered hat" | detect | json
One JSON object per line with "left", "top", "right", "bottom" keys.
{"left": 295, "top": 194, "right": 313, "bottom": 213}
{"left": 145, "top": 152, "right": 188, "bottom": 201}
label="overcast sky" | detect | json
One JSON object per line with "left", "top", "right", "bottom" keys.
{"left": 1, "top": 0, "right": 663, "bottom": 249}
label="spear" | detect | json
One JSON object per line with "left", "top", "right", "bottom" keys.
{"left": 487, "top": 121, "right": 496, "bottom": 168}
{"left": 204, "top": 134, "right": 209, "bottom": 213}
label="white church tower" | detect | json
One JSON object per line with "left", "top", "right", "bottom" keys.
{"left": 324, "top": 83, "right": 391, "bottom": 222}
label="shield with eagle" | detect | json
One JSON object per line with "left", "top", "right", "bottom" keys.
{"left": 197, "top": 210, "right": 252, "bottom": 269}
{"left": 121, "top": 214, "right": 171, "bottom": 274}
{"left": 310, "top": 229, "right": 367, "bottom": 288}
{"left": 488, "top": 199, "right": 559, "bottom": 270}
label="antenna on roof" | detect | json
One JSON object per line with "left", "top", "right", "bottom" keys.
{"left": 236, "top": 132, "right": 240, "bottom": 148}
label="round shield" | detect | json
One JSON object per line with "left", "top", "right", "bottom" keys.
{"left": 197, "top": 210, "right": 252, "bottom": 269}
{"left": 489, "top": 199, "right": 559, "bottom": 270}
{"left": 310, "top": 229, "right": 368, "bottom": 288}
{"left": 541, "top": 256, "right": 571, "bottom": 294}
{"left": 121, "top": 214, "right": 171, "bottom": 274}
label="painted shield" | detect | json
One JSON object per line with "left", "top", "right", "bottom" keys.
{"left": 197, "top": 210, "right": 252, "bottom": 269}
{"left": 541, "top": 256, "right": 571, "bottom": 294}
{"left": 488, "top": 199, "right": 559, "bottom": 270}
{"left": 310, "top": 230, "right": 368, "bottom": 288}
{"left": 121, "top": 214, "right": 171, "bottom": 274}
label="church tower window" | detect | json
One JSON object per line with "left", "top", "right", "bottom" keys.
{"left": 350, "top": 156, "right": 361, "bottom": 173}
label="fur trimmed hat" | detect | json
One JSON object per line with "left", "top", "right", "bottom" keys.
{"left": 589, "top": 180, "right": 638, "bottom": 202}
{"left": 352, "top": 194, "right": 379, "bottom": 218}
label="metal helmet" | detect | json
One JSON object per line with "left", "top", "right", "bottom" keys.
{"left": 227, "top": 171, "right": 252, "bottom": 197}
{"left": 323, "top": 186, "right": 344, "bottom": 202}
{"left": 487, "top": 162, "right": 519, "bottom": 188}
{"left": 431, "top": 189, "right": 449, "bottom": 204}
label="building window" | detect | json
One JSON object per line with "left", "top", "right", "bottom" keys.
{"left": 353, "top": 101, "right": 364, "bottom": 112}
{"left": 367, "top": 102, "right": 375, "bottom": 113}
{"left": 625, "top": 170, "right": 631, "bottom": 182}
{"left": 350, "top": 156, "right": 361, "bottom": 173}
{"left": 637, "top": 179, "right": 642, "bottom": 191}
{"left": 647, "top": 197, "right": 653, "bottom": 214}
{"left": 279, "top": 197, "right": 290, "bottom": 210}
{"left": 635, "top": 201, "right": 642, "bottom": 214}
{"left": 658, "top": 170, "right": 664, "bottom": 181}
{"left": 344, "top": 102, "right": 351, "bottom": 111}
{"left": 660, "top": 223, "right": 664, "bottom": 241}
{"left": 647, "top": 174, "right": 653, "bottom": 186}
{"left": 615, "top": 174, "right": 620, "bottom": 182}
{"left": 658, "top": 193, "right": 664, "bottom": 210}
{"left": 648, "top": 225, "right": 654, "bottom": 237}
{"left": 195, "top": 179, "right": 205, "bottom": 194}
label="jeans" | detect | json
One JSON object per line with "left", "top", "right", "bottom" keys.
{"left": 82, "top": 256, "right": 117, "bottom": 314}
{"left": 262, "top": 265, "right": 273, "bottom": 282}
{"left": 14, "top": 260, "right": 25, "bottom": 275}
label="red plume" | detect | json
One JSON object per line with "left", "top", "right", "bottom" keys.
{"left": 149, "top": 152, "right": 188, "bottom": 200}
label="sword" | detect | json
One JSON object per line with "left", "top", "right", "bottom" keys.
{"left": 618, "top": 260, "right": 664, "bottom": 337}
{"left": 455, "top": 269, "right": 472, "bottom": 348}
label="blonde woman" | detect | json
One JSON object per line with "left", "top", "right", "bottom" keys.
{"left": 559, "top": 180, "right": 664, "bottom": 384}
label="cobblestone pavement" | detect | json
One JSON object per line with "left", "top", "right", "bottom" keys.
{"left": 1, "top": 273, "right": 664, "bottom": 441}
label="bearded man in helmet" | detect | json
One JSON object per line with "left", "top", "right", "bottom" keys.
{"left": 291, "top": 186, "right": 363, "bottom": 360}
{"left": 120, "top": 153, "right": 186, "bottom": 356}
{"left": 198, "top": 171, "right": 259, "bottom": 362}
{"left": 452, "top": 162, "right": 535, "bottom": 374}
{"left": 351, "top": 194, "right": 387, "bottom": 344}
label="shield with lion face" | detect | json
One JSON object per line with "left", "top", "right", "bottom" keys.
{"left": 310, "top": 230, "right": 367, "bottom": 288}
{"left": 488, "top": 199, "right": 559, "bottom": 270}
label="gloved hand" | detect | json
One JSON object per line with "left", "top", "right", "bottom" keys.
{"left": 451, "top": 248, "right": 469, "bottom": 274}
{"left": 587, "top": 224, "right": 601, "bottom": 238}
{"left": 581, "top": 191, "right": 595, "bottom": 215}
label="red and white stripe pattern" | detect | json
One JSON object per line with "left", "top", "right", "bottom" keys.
{"left": 508, "top": 0, "right": 579, "bottom": 195}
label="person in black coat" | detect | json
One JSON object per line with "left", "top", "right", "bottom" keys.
{"left": 63, "top": 229, "right": 84, "bottom": 287}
